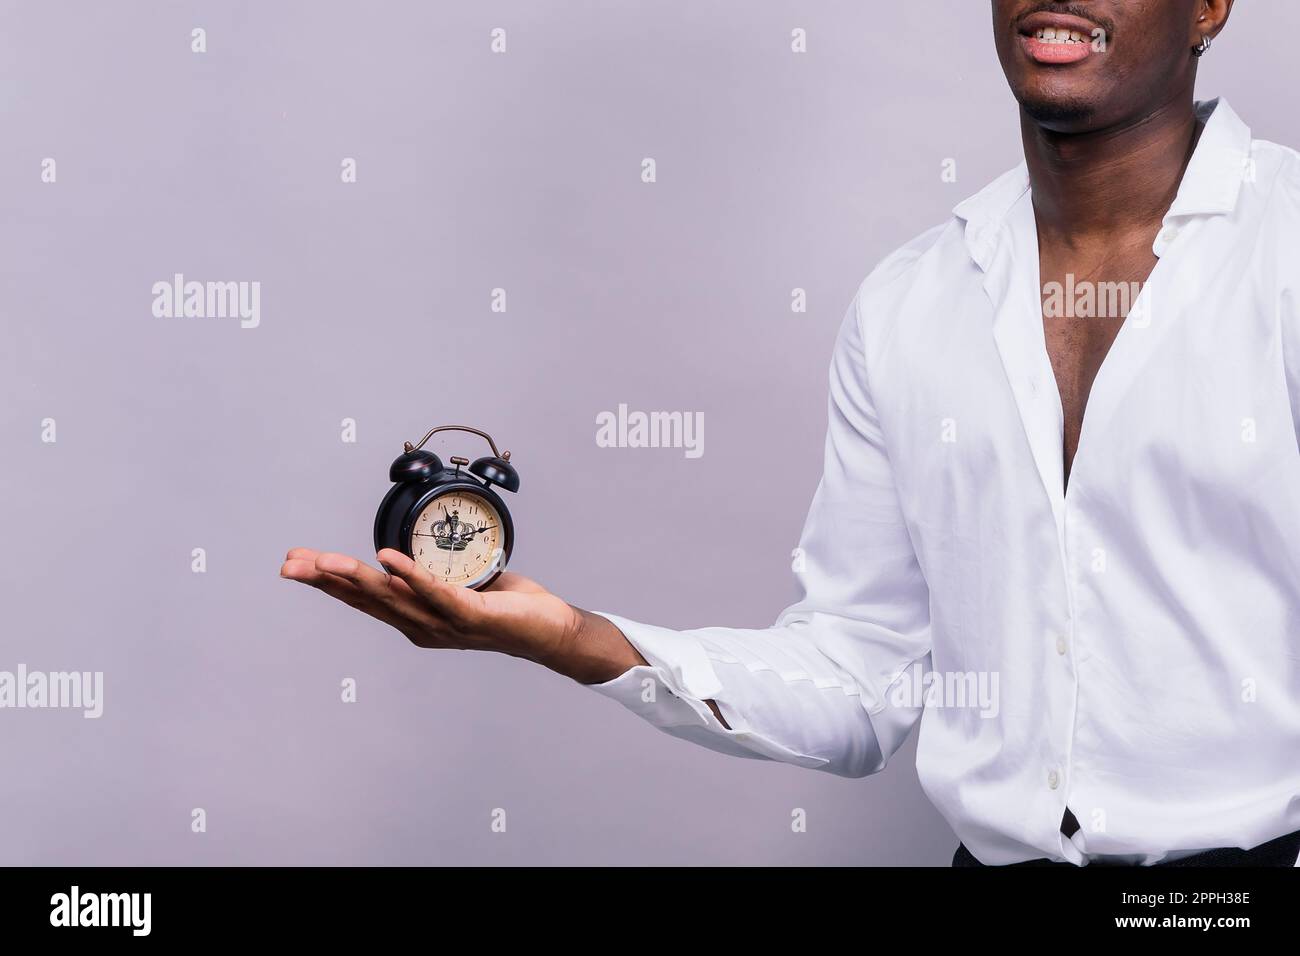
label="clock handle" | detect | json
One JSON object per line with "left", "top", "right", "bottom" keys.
{"left": 405, "top": 424, "right": 511, "bottom": 462}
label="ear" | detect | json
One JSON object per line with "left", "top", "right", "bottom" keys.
{"left": 1194, "top": 0, "right": 1234, "bottom": 45}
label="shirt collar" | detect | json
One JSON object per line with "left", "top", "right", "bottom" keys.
{"left": 1164, "top": 97, "right": 1253, "bottom": 220}
{"left": 952, "top": 98, "right": 1253, "bottom": 270}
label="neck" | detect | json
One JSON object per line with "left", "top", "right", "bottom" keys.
{"left": 1022, "top": 93, "right": 1202, "bottom": 246}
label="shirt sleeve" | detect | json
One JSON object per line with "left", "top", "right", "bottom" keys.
{"left": 586, "top": 276, "right": 934, "bottom": 778}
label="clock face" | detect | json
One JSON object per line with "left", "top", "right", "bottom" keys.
{"left": 409, "top": 489, "right": 506, "bottom": 587}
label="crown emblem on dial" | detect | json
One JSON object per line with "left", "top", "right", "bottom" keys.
{"left": 432, "top": 510, "right": 482, "bottom": 551}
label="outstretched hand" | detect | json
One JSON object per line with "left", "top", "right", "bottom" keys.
{"left": 279, "top": 547, "right": 643, "bottom": 682}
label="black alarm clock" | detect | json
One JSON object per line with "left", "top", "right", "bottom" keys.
{"left": 374, "top": 424, "right": 519, "bottom": 590}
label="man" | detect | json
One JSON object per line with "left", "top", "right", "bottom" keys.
{"left": 282, "top": 0, "right": 1300, "bottom": 866}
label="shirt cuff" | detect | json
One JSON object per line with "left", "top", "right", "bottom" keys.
{"left": 583, "top": 611, "right": 830, "bottom": 769}
{"left": 585, "top": 611, "right": 726, "bottom": 729}
{"left": 587, "top": 663, "right": 722, "bottom": 729}
{"left": 591, "top": 611, "right": 724, "bottom": 700}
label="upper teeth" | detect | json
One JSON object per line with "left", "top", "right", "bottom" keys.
{"left": 1035, "top": 28, "right": 1088, "bottom": 44}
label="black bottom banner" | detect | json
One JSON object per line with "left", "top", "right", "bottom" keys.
{"left": 0, "top": 864, "right": 1292, "bottom": 941}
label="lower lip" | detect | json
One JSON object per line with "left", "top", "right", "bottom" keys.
{"left": 1020, "top": 35, "right": 1095, "bottom": 64}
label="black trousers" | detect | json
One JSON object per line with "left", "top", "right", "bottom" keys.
{"left": 952, "top": 828, "right": 1300, "bottom": 867}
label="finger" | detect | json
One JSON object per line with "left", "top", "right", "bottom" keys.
{"left": 384, "top": 574, "right": 420, "bottom": 602}
{"left": 315, "top": 552, "right": 395, "bottom": 593}
{"left": 283, "top": 553, "right": 452, "bottom": 648}
{"left": 309, "top": 573, "right": 420, "bottom": 634}
{"left": 313, "top": 552, "right": 421, "bottom": 622}
{"left": 281, "top": 557, "right": 326, "bottom": 583}
{"left": 283, "top": 550, "right": 413, "bottom": 600}
{"left": 282, "top": 556, "right": 373, "bottom": 594}
{"left": 376, "top": 548, "right": 482, "bottom": 625}
{"left": 292, "top": 557, "right": 440, "bottom": 635}
{"left": 310, "top": 571, "right": 371, "bottom": 606}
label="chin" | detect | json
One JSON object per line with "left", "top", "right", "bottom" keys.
{"left": 1015, "top": 86, "right": 1100, "bottom": 130}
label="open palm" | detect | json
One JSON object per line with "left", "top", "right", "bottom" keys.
{"left": 280, "top": 546, "right": 583, "bottom": 665}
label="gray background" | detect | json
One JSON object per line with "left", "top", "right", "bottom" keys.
{"left": 1, "top": 1, "right": 1291, "bottom": 865}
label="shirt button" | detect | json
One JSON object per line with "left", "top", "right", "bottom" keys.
{"left": 1048, "top": 770, "right": 1060, "bottom": 790}
{"left": 1056, "top": 636, "right": 1068, "bottom": 656}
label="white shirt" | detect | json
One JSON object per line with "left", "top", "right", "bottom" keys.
{"left": 589, "top": 98, "right": 1300, "bottom": 866}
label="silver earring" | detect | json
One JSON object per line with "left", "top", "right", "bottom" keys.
{"left": 1192, "top": 35, "right": 1212, "bottom": 57}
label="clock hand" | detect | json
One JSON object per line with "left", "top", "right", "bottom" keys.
{"left": 447, "top": 511, "right": 457, "bottom": 574}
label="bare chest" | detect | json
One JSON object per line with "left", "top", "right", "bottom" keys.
{"left": 1039, "top": 244, "right": 1159, "bottom": 484}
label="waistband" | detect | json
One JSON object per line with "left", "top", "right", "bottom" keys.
{"left": 952, "top": 828, "right": 1300, "bottom": 868}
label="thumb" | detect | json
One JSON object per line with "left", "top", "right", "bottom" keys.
{"left": 376, "top": 548, "right": 483, "bottom": 625}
